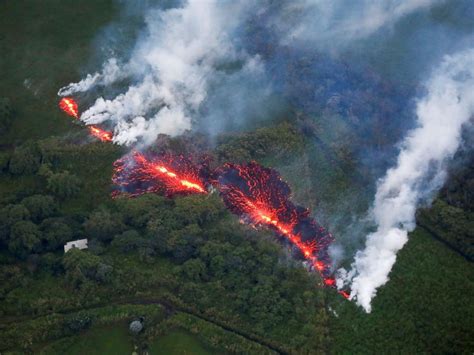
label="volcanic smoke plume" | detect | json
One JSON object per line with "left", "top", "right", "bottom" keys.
{"left": 56, "top": 0, "right": 443, "bottom": 147}
{"left": 112, "top": 151, "right": 208, "bottom": 198}
{"left": 339, "top": 48, "right": 474, "bottom": 312}
{"left": 216, "top": 162, "right": 338, "bottom": 287}
{"left": 58, "top": 0, "right": 263, "bottom": 146}
{"left": 261, "top": 0, "right": 442, "bottom": 48}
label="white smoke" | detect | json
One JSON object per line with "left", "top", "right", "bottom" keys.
{"left": 339, "top": 48, "right": 474, "bottom": 312}
{"left": 58, "top": 0, "right": 444, "bottom": 146}
{"left": 58, "top": 58, "right": 122, "bottom": 96}
{"left": 268, "top": 0, "right": 443, "bottom": 47}
{"left": 59, "top": 0, "right": 259, "bottom": 146}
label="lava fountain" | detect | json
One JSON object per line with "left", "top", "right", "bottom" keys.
{"left": 59, "top": 97, "right": 78, "bottom": 118}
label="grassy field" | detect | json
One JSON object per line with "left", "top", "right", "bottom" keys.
{"left": 149, "top": 331, "right": 213, "bottom": 355}
{"left": 39, "top": 325, "right": 133, "bottom": 355}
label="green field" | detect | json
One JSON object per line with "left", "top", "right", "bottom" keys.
{"left": 39, "top": 324, "right": 213, "bottom": 355}
{"left": 39, "top": 326, "right": 212, "bottom": 355}
{"left": 40, "top": 325, "right": 133, "bottom": 355}
{"left": 149, "top": 331, "right": 212, "bottom": 355}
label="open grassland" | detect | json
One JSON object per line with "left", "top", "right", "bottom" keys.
{"left": 39, "top": 325, "right": 133, "bottom": 355}
{"left": 149, "top": 331, "right": 213, "bottom": 355}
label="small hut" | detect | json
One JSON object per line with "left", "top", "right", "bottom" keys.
{"left": 64, "top": 239, "right": 88, "bottom": 253}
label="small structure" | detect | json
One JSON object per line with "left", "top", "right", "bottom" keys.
{"left": 64, "top": 239, "right": 88, "bottom": 253}
{"left": 129, "top": 318, "right": 144, "bottom": 334}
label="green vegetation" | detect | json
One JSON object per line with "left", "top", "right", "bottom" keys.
{"left": 0, "top": 186, "right": 330, "bottom": 353}
{"left": 216, "top": 122, "right": 304, "bottom": 163}
{"left": 147, "top": 312, "right": 276, "bottom": 354}
{"left": 149, "top": 331, "right": 212, "bottom": 355}
{"left": 1, "top": 304, "right": 165, "bottom": 351}
{"left": 1, "top": 119, "right": 472, "bottom": 353}
{"left": 41, "top": 326, "right": 133, "bottom": 355}
{"left": 419, "top": 198, "right": 474, "bottom": 260}
{"left": 329, "top": 228, "right": 474, "bottom": 353}
{"left": 0, "top": 97, "right": 13, "bottom": 135}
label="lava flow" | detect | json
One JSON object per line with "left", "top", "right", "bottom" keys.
{"left": 59, "top": 97, "right": 113, "bottom": 142}
{"left": 112, "top": 151, "right": 208, "bottom": 198}
{"left": 112, "top": 155, "right": 347, "bottom": 297}
{"left": 216, "top": 162, "right": 341, "bottom": 290}
{"left": 59, "top": 97, "right": 78, "bottom": 118}
{"left": 88, "top": 125, "right": 113, "bottom": 142}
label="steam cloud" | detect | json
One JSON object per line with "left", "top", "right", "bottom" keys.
{"left": 339, "top": 48, "right": 474, "bottom": 312}
{"left": 59, "top": 0, "right": 261, "bottom": 146}
{"left": 58, "top": 58, "right": 122, "bottom": 96}
{"left": 58, "top": 0, "right": 441, "bottom": 146}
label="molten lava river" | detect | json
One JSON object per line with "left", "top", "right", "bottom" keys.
{"left": 59, "top": 98, "right": 113, "bottom": 142}
{"left": 58, "top": 97, "right": 347, "bottom": 297}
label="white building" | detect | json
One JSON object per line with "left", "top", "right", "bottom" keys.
{"left": 64, "top": 239, "right": 88, "bottom": 253}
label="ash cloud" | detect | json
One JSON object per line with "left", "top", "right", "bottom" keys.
{"left": 339, "top": 48, "right": 474, "bottom": 312}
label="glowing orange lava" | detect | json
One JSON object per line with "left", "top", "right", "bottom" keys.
{"left": 238, "top": 194, "right": 337, "bottom": 287}
{"left": 243, "top": 198, "right": 317, "bottom": 260}
{"left": 88, "top": 125, "right": 113, "bottom": 142}
{"left": 134, "top": 153, "right": 206, "bottom": 194}
{"left": 216, "top": 162, "right": 338, "bottom": 288}
{"left": 112, "top": 157, "right": 348, "bottom": 298}
{"left": 59, "top": 98, "right": 113, "bottom": 142}
{"left": 339, "top": 290, "right": 350, "bottom": 299}
{"left": 59, "top": 97, "right": 79, "bottom": 118}
{"left": 112, "top": 152, "right": 208, "bottom": 198}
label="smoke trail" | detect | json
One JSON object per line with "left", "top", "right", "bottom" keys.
{"left": 58, "top": 58, "right": 122, "bottom": 96}
{"left": 59, "top": 0, "right": 261, "bottom": 146}
{"left": 339, "top": 48, "right": 474, "bottom": 312}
